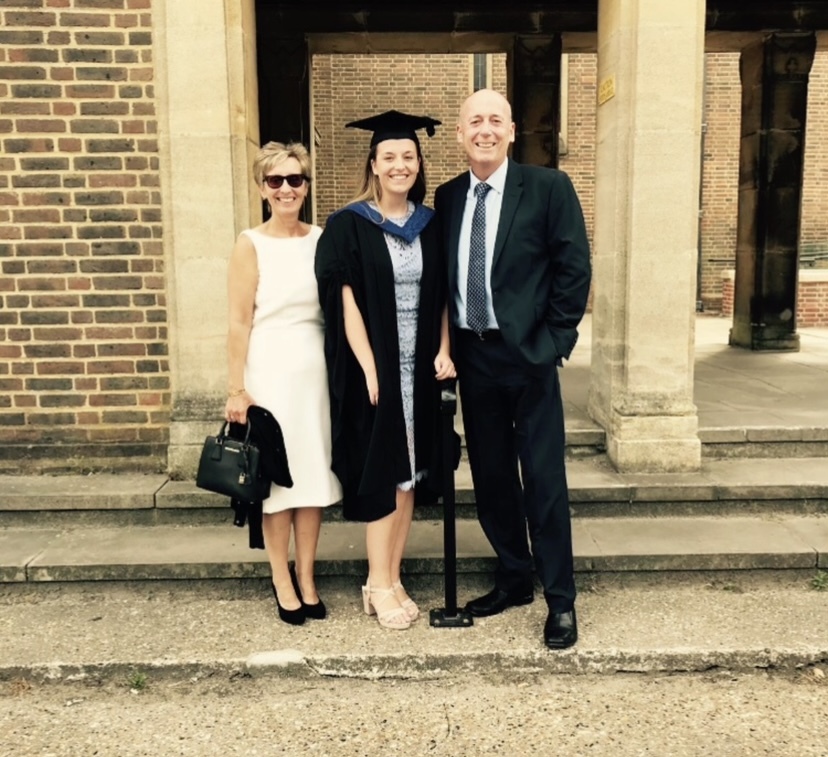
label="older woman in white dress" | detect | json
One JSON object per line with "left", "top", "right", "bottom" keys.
{"left": 224, "top": 142, "right": 341, "bottom": 626}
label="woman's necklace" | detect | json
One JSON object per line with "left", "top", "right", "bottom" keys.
{"left": 373, "top": 200, "right": 413, "bottom": 223}
{"left": 388, "top": 206, "right": 414, "bottom": 223}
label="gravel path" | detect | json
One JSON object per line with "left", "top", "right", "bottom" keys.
{"left": 2, "top": 669, "right": 827, "bottom": 757}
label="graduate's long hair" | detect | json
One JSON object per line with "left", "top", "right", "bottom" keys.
{"left": 351, "top": 141, "right": 427, "bottom": 215}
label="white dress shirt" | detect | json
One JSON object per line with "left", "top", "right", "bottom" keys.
{"left": 455, "top": 159, "right": 509, "bottom": 330}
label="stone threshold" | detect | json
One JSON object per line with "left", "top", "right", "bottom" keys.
{"left": 2, "top": 575, "right": 827, "bottom": 682}
{"left": 2, "top": 456, "right": 828, "bottom": 515}
{"left": 2, "top": 513, "right": 827, "bottom": 583}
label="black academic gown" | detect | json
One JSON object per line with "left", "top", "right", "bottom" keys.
{"left": 315, "top": 204, "right": 445, "bottom": 522}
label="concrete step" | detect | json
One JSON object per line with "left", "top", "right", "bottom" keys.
{"left": 3, "top": 512, "right": 827, "bottom": 584}
{"left": 463, "top": 423, "right": 828, "bottom": 460}
{"left": 2, "top": 456, "right": 828, "bottom": 528}
{"left": 2, "top": 573, "right": 827, "bottom": 682}
{"left": 699, "top": 426, "right": 828, "bottom": 459}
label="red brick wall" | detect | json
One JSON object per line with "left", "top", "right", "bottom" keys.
{"left": 699, "top": 53, "right": 740, "bottom": 311}
{"left": 720, "top": 272, "right": 734, "bottom": 316}
{"left": 0, "top": 0, "right": 168, "bottom": 473}
{"left": 801, "top": 47, "right": 828, "bottom": 261}
{"left": 559, "top": 53, "right": 596, "bottom": 247}
{"left": 797, "top": 278, "right": 828, "bottom": 326}
{"left": 721, "top": 271, "right": 828, "bottom": 327}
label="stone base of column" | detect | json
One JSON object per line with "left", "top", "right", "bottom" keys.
{"left": 605, "top": 413, "right": 701, "bottom": 473}
{"left": 168, "top": 394, "right": 225, "bottom": 478}
{"left": 168, "top": 421, "right": 215, "bottom": 478}
{"left": 729, "top": 324, "right": 800, "bottom": 352}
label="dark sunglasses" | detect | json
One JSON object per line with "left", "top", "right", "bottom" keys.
{"left": 263, "top": 174, "right": 309, "bottom": 189}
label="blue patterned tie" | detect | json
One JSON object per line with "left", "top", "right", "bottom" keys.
{"left": 466, "top": 182, "right": 492, "bottom": 335}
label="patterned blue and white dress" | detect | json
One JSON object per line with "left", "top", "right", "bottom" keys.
{"left": 380, "top": 202, "right": 426, "bottom": 491}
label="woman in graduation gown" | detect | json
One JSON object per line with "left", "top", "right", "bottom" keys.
{"left": 315, "top": 111, "right": 456, "bottom": 630}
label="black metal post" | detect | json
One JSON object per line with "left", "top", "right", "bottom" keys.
{"left": 429, "top": 379, "right": 473, "bottom": 628}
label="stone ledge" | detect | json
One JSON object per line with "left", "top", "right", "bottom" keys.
{"left": 5, "top": 647, "right": 828, "bottom": 684}
{"left": 698, "top": 428, "right": 828, "bottom": 445}
{"left": 2, "top": 575, "right": 827, "bottom": 682}
{"left": 4, "top": 458, "right": 828, "bottom": 517}
{"left": 3, "top": 515, "right": 827, "bottom": 584}
{"left": 0, "top": 474, "right": 167, "bottom": 511}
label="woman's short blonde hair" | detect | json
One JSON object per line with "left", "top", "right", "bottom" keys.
{"left": 252, "top": 141, "right": 312, "bottom": 184}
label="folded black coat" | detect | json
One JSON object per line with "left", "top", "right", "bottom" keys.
{"left": 228, "top": 405, "right": 292, "bottom": 550}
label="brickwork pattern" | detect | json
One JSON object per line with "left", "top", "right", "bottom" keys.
{"left": 0, "top": 0, "right": 168, "bottom": 473}
{"left": 798, "top": 280, "right": 828, "bottom": 326}
{"left": 720, "top": 274, "right": 734, "bottom": 317}
{"left": 559, "top": 53, "right": 596, "bottom": 246}
{"left": 699, "top": 53, "right": 740, "bottom": 311}
{"left": 721, "top": 275, "right": 828, "bottom": 327}
{"left": 801, "top": 47, "right": 828, "bottom": 262}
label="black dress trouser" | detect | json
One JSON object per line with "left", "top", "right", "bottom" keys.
{"left": 456, "top": 329, "right": 575, "bottom": 613}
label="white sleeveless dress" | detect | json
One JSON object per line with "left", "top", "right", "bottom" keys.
{"left": 242, "top": 226, "right": 342, "bottom": 514}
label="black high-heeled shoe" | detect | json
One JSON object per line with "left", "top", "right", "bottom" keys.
{"left": 271, "top": 581, "right": 305, "bottom": 626}
{"left": 289, "top": 564, "right": 326, "bottom": 620}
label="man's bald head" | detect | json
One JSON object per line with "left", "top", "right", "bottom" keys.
{"left": 459, "top": 88, "right": 512, "bottom": 124}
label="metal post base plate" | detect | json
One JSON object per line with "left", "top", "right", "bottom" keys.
{"left": 429, "top": 608, "right": 474, "bottom": 628}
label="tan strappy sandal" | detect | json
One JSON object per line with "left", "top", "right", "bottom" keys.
{"left": 392, "top": 580, "right": 419, "bottom": 621}
{"left": 362, "top": 580, "right": 411, "bottom": 630}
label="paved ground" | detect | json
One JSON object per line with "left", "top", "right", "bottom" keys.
{"left": 559, "top": 314, "right": 828, "bottom": 434}
{"left": 0, "top": 671, "right": 828, "bottom": 757}
{"left": 2, "top": 669, "right": 827, "bottom": 757}
{"left": 3, "top": 571, "right": 828, "bottom": 757}
{"left": 2, "top": 573, "right": 827, "bottom": 681}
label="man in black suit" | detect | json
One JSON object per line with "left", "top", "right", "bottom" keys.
{"left": 434, "top": 89, "right": 591, "bottom": 649}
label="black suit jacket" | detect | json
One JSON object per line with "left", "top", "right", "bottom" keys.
{"left": 434, "top": 159, "right": 592, "bottom": 373}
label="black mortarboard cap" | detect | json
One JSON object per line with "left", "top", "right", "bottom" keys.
{"left": 345, "top": 110, "right": 441, "bottom": 147}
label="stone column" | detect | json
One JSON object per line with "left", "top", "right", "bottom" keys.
{"left": 511, "top": 35, "right": 562, "bottom": 167}
{"left": 730, "top": 32, "right": 816, "bottom": 352}
{"left": 153, "top": 0, "right": 261, "bottom": 475}
{"left": 588, "top": 0, "right": 705, "bottom": 472}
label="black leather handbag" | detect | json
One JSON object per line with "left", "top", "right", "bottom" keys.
{"left": 196, "top": 421, "right": 271, "bottom": 503}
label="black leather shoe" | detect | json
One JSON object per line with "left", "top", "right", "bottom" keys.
{"left": 544, "top": 608, "right": 577, "bottom": 649}
{"left": 289, "top": 564, "right": 326, "bottom": 620}
{"left": 271, "top": 581, "right": 305, "bottom": 626}
{"left": 465, "top": 586, "right": 534, "bottom": 617}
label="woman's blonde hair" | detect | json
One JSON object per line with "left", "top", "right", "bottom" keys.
{"left": 253, "top": 141, "right": 312, "bottom": 184}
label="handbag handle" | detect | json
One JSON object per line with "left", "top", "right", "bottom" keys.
{"left": 217, "top": 420, "right": 253, "bottom": 447}
{"left": 216, "top": 420, "right": 255, "bottom": 479}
